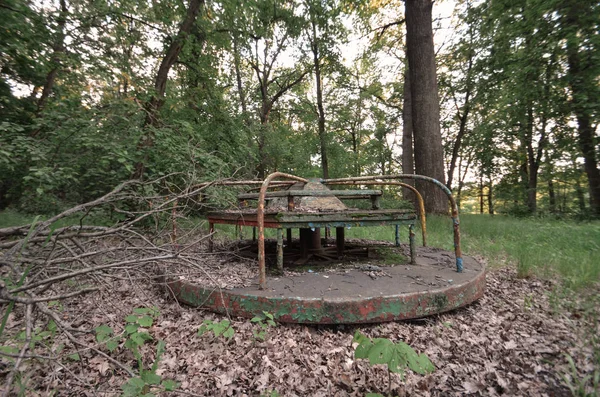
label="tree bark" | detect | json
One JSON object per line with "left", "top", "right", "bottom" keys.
{"left": 233, "top": 37, "right": 248, "bottom": 115}
{"left": 33, "top": 0, "right": 67, "bottom": 122}
{"left": 132, "top": 0, "right": 203, "bottom": 179}
{"left": 401, "top": 70, "right": 415, "bottom": 202}
{"left": 548, "top": 178, "right": 556, "bottom": 213}
{"left": 446, "top": 53, "right": 472, "bottom": 191}
{"left": 311, "top": 19, "right": 329, "bottom": 179}
{"left": 564, "top": 0, "right": 600, "bottom": 216}
{"left": 405, "top": 0, "right": 447, "bottom": 214}
{"left": 488, "top": 177, "right": 494, "bottom": 215}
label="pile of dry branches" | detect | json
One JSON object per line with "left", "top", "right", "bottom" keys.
{"left": 0, "top": 176, "right": 258, "bottom": 395}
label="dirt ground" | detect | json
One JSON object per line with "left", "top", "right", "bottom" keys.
{"left": 2, "top": 254, "right": 599, "bottom": 396}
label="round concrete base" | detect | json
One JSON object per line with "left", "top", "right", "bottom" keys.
{"left": 167, "top": 246, "right": 485, "bottom": 324}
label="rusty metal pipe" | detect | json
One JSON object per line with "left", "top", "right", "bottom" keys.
{"left": 257, "top": 172, "right": 309, "bottom": 289}
{"left": 324, "top": 175, "right": 462, "bottom": 272}
{"left": 324, "top": 180, "right": 427, "bottom": 247}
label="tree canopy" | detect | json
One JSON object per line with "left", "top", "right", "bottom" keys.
{"left": 1, "top": 0, "right": 598, "bottom": 217}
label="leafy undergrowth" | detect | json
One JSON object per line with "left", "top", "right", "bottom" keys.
{"left": 1, "top": 264, "right": 598, "bottom": 396}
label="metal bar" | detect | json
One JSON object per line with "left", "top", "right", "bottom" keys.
{"left": 324, "top": 175, "right": 461, "bottom": 272}
{"left": 238, "top": 189, "right": 383, "bottom": 199}
{"left": 257, "top": 172, "right": 309, "bottom": 289}
{"left": 336, "top": 227, "right": 345, "bottom": 257}
{"left": 252, "top": 227, "right": 256, "bottom": 242}
{"left": 277, "top": 228, "right": 284, "bottom": 274}
{"left": 409, "top": 224, "right": 416, "bottom": 265}
{"left": 320, "top": 181, "right": 427, "bottom": 247}
{"left": 395, "top": 225, "right": 400, "bottom": 247}
{"left": 286, "top": 228, "right": 292, "bottom": 246}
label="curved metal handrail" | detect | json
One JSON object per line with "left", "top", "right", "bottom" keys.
{"left": 322, "top": 180, "right": 427, "bottom": 247}
{"left": 256, "top": 172, "right": 309, "bottom": 289}
{"left": 323, "top": 174, "right": 462, "bottom": 273}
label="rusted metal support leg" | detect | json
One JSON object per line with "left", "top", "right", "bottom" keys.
{"left": 409, "top": 224, "right": 416, "bottom": 265}
{"left": 336, "top": 227, "right": 345, "bottom": 257}
{"left": 208, "top": 223, "right": 214, "bottom": 252}
{"left": 395, "top": 225, "right": 400, "bottom": 247}
{"left": 252, "top": 227, "right": 256, "bottom": 242}
{"left": 277, "top": 228, "right": 284, "bottom": 273}
{"left": 286, "top": 228, "right": 292, "bottom": 247}
{"left": 237, "top": 224, "right": 243, "bottom": 240}
{"left": 310, "top": 228, "right": 322, "bottom": 251}
{"left": 300, "top": 228, "right": 310, "bottom": 259}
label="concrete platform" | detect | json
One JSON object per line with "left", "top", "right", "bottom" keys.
{"left": 167, "top": 246, "right": 485, "bottom": 324}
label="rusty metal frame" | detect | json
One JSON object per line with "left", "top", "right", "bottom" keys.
{"left": 323, "top": 174, "right": 462, "bottom": 274}
{"left": 252, "top": 173, "right": 461, "bottom": 290}
{"left": 323, "top": 181, "right": 427, "bottom": 247}
{"left": 257, "top": 172, "right": 309, "bottom": 289}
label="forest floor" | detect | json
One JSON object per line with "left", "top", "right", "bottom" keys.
{"left": 3, "top": 253, "right": 598, "bottom": 396}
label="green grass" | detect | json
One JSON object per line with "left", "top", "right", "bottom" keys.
{"left": 4, "top": 208, "right": 598, "bottom": 290}
{"left": 344, "top": 214, "right": 600, "bottom": 290}
{"left": 0, "top": 208, "right": 117, "bottom": 229}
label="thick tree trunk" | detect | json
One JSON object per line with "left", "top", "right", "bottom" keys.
{"left": 401, "top": 70, "right": 415, "bottom": 202}
{"left": 405, "top": 0, "right": 447, "bottom": 214}
{"left": 564, "top": 1, "right": 600, "bottom": 216}
{"left": 132, "top": 0, "right": 203, "bottom": 179}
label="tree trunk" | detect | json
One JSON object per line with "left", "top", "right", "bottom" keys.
{"left": 132, "top": 0, "right": 203, "bottom": 179}
{"left": 33, "top": 0, "right": 67, "bottom": 124}
{"left": 488, "top": 177, "right": 494, "bottom": 215}
{"left": 446, "top": 54, "right": 472, "bottom": 191}
{"left": 233, "top": 37, "right": 248, "bottom": 115}
{"left": 405, "top": 0, "right": 447, "bottom": 214}
{"left": 479, "top": 175, "right": 484, "bottom": 214}
{"left": 401, "top": 70, "right": 415, "bottom": 202}
{"left": 311, "top": 20, "right": 329, "bottom": 179}
{"left": 564, "top": 1, "right": 600, "bottom": 216}
{"left": 548, "top": 179, "right": 556, "bottom": 213}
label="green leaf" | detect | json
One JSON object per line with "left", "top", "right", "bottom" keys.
{"left": 367, "top": 338, "right": 393, "bottom": 365}
{"left": 133, "top": 308, "right": 150, "bottom": 315}
{"left": 125, "top": 315, "right": 139, "bottom": 323}
{"left": 223, "top": 327, "right": 235, "bottom": 340}
{"left": 121, "top": 377, "right": 145, "bottom": 397}
{"left": 352, "top": 330, "right": 368, "bottom": 345}
{"left": 68, "top": 353, "right": 80, "bottom": 361}
{"left": 354, "top": 338, "right": 373, "bottom": 360}
{"left": 106, "top": 340, "right": 119, "bottom": 352}
{"left": 95, "top": 324, "right": 113, "bottom": 342}
{"left": 250, "top": 317, "right": 262, "bottom": 323}
{"left": 409, "top": 353, "right": 435, "bottom": 375}
{"left": 162, "top": 379, "right": 180, "bottom": 391}
{"left": 141, "top": 370, "right": 162, "bottom": 385}
{"left": 125, "top": 324, "right": 139, "bottom": 334}
{"left": 137, "top": 316, "right": 153, "bottom": 327}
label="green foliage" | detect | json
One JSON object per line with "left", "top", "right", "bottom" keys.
{"left": 352, "top": 331, "right": 435, "bottom": 379}
{"left": 95, "top": 307, "right": 179, "bottom": 397}
{"left": 198, "top": 319, "right": 235, "bottom": 340}
{"left": 562, "top": 354, "right": 600, "bottom": 397}
{"left": 251, "top": 311, "right": 277, "bottom": 341}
